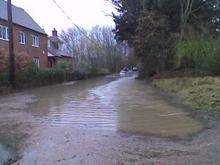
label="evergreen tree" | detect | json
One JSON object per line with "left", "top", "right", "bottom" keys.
{"left": 111, "top": 0, "right": 220, "bottom": 77}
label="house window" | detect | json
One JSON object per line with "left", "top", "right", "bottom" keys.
{"left": 0, "top": 25, "right": 9, "bottom": 41}
{"left": 32, "top": 35, "right": 40, "bottom": 47}
{"left": 19, "top": 31, "right": 26, "bottom": 44}
{"left": 33, "top": 58, "right": 40, "bottom": 68}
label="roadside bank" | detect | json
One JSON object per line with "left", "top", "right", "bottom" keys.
{"left": 152, "top": 76, "right": 220, "bottom": 126}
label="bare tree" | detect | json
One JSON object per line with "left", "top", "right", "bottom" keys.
{"left": 60, "top": 26, "right": 126, "bottom": 73}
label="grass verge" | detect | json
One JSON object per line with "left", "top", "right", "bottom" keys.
{"left": 153, "top": 76, "right": 220, "bottom": 112}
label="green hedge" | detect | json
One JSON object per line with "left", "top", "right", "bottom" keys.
{"left": 15, "top": 68, "right": 66, "bottom": 86}
{"left": 176, "top": 37, "right": 220, "bottom": 75}
{"left": 0, "top": 63, "right": 68, "bottom": 89}
{"left": 0, "top": 62, "right": 110, "bottom": 91}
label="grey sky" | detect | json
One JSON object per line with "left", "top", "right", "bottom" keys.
{"left": 12, "top": 0, "right": 115, "bottom": 34}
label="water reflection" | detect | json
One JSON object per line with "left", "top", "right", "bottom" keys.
{"left": 26, "top": 77, "right": 118, "bottom": 130}
{"left": 92, "top": 76, "right": 202, "bottom": 138}
{"left": 25, "top": 76, "right": 202, "bottom": 138}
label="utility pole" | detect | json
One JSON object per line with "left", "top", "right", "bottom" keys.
{"left": 7, "top": 0, "right": 15, "bottom": 87}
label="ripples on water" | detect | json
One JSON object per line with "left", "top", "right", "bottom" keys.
{"left": 23, "top": 76, "right": 202, "bottom": 138}
{"left": 27, "top": 77, "right": 118, "bottom": 131}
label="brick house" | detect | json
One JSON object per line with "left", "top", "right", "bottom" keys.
{"left": 0, "top": 0, "right": 48, "bottom": 68}
{"left": 48, "top": 28, "right": 74, "bottom": 69}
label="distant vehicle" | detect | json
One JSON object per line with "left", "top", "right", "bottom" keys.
{"left": 120, "top": 70, "right": 127, "bottom": 76}
{"left": 120, "top": 67, "right": 135, "bottom": 76}
{"left": 120, "top": 67, "right": 129, "bottom": 76}
{"left": 132, "top": 67, "right": 138, "bottom": 72}
{"left": 123, "top": 67, "right": 129, "bottom": 72}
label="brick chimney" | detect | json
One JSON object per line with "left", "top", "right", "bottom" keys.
{"left": 51, "top": 28, "right": 59, "bottom": 49}
{"left": 52, "top": 28, "right": 58, "bottom": 37}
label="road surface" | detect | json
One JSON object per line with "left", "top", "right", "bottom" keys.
{"left": 0, "top": 76, "right": 220, "bottom": 164}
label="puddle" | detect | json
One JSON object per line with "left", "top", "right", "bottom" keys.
{"left": 21, "top": 76, "right": 203, "bottom": 138}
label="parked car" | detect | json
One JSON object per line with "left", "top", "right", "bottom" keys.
{"left": 132, "top": 67, "right": 138, "bottom": 72}
{"left": 120, "top": 70, "right": 127, "bottom": 76}
{"left": 120, "top": 67, "right": 131, "bottom": 76}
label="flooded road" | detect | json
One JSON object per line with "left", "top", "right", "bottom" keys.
{"left": 24, "top": 76, "right": 201, "bottom": 137}
{"left": 1, "top": 76, "right": 220, "bottom": 164}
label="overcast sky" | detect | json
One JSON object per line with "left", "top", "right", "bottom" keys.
{"left": 12, "top": 0, "right": 115, "bottom": 35}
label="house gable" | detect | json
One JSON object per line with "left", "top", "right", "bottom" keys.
{"left": 0, "top": 0, "right": 45, "bottom": 34}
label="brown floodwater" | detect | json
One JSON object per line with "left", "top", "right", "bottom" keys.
{"left": 0, "top": 75, "right": 208, "bottom": 164}
{"left": 23, "top": 75, "right": 202, "bottom": 138}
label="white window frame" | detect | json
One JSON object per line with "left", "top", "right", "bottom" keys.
{"left": 32, "top": 35, "right": 40, "bottom": 47}
{"left": 0, "top": 25, "right": 9, "bottom": 41}
{"left": 19, "top": 31, "right": 26, "bottom": 44}
{"left": 33, "top": 58, "right": 40, "bottom": 68}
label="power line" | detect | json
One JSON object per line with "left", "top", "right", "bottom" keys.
{"left": 51, "top": 0, "right": 111, "bottom": 51}
{"left": 51, "top": 0, "right": 94, "bottom": 42}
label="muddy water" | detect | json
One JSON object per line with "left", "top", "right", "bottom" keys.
{"left": 24, "top": 76, "right": 202, "bottom": 138}
{"left": 0, "top": 76, "right": 206, "bottom": 164}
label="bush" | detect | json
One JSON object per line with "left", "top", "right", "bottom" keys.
{"left": 72, "top": 70, "right": 86, "bottom": 80}
{"left": 55, "top": 61, "right": 71, "bottom": 71}
{"left": 176, "top": 37, "right": 220, "bottom": 75}
{"left": 87, "top": 67, "right": 99, "bottom": 77}
{"left": 15, "top": 51, "right": 32, "bottom": 71}
{"left": 14, "top": 63, "right": 66, "bottom": 87}
{"left": 0, "top": 73, "right": 9, "bottom": 85}
{"left": 72, "top": 67, "right": 110, "bottom": 80}
{"left": 0, "top": 49, "right": 32, "bottom": 73}
{"left": 0, "top": 58, "right": 109, "bottom": 90}
{"left": 16, "top": 69, "right": 65, "bottom": 86}
{"left": 0, "top": 48, "right": 8, "bottom": 73}
{"left": 99, "top": 68, "right": 110, "bottom": 75}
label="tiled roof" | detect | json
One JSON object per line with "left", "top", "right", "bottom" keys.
{"left": 0, "top": 0, "right": 46, "bottom": 34}
{"left": 49, "top": 36, "right": 63, "bottom": 43}
{"left": 48, "top": 48, "right": 73, "bottom": 58}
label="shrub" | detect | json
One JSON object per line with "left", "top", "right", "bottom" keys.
{"left": 15, "top": 51, "right": 32, "bottom": 72}
{"left": 87, "top": 67, "right": 99, "bottom": 77}
{"left": 0, "top": 72, "right": 9, "bottom": 85}
{"left": 176, "top": 37, "right": 220, "bottom": 75}
{"left": 0, "top": 48, "right": 8, "bottom": 73}
{"left": 72, "top": 67, "right": 110, "bottom": 80}
{"left": 55, "top": 61, "right": 71, "bottom": 71}
{"left": 0, "top": 50, "right": 33, "bottom": 73}
{"left": 15, "top": 63, "right": 66, "bottom": 87}
{"left": 86, "top": 67, "right": 110, "bottom": 78}
{"left": 72, "top": 70, "right": 86, "bottom": 80}
{"left": 99, "top": 68, "right": 110, "bottom": 75}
